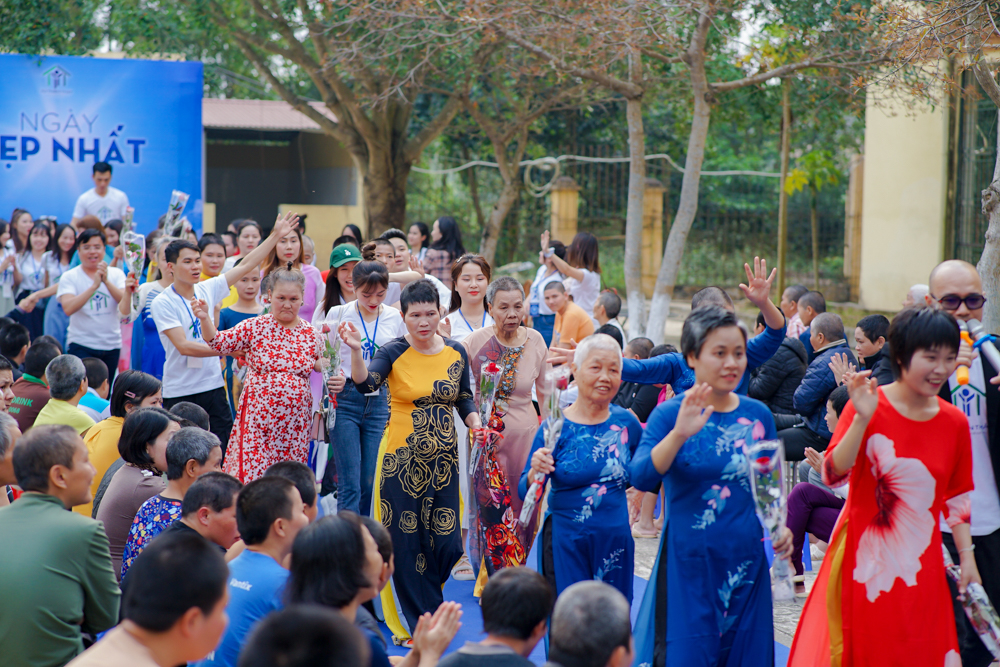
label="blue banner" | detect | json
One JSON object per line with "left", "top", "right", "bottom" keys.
{"left": 0, "top": 54, "right": 203, "bottom": 234}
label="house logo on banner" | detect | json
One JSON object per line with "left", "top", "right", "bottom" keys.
{"left": 42, "top": 66, "right": 72, "bottom": 93}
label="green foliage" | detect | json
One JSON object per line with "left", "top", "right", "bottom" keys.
{"left": 0, "top": 0, "right": 103, "bottom": 55}
{"left": 785, "top": 150, "right": 841, "bottom": 196}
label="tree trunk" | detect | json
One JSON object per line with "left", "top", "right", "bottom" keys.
{"left": 623, "top": 95, "right": 647, "bottom": 340}
{"left": 362, "top": 145, "right": 410, "bottom": 238}
{"left": 810, "top": 188, "right": 820, "bottom": 290}
{"left": 645, "top": 28, "right": 712, "bottom": 343}
{"left": 462, "top": 144, "right": 487, "bottom": 233}
{"left": 776, "top": 79, "right": 791, "bottom": 296}
{"left": 479, "top": 180, "right": 521, "bottom": 265}
{"left": 978, "top": 110, "right": 1000, "bottom": 333}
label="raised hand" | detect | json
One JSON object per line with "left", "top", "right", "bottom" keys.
{"left": 416, "top": 601, "right": 462, "bottom": 659}
{"left": 438, "top": 315, "right": 452, "bottom": 339}
{"left": 548, "top": 346, "right": 574, "bottom": 365}
{"left": 843, "top": 370, "right": 878, "bottom": 421}
{"left": 409, "top": 255, "right": 426, "bottom": 277}
{"left": 738, "top": 256, "right": 777, "bottom": 308}
{"left": 828, "top": 352, "right": 855, "bottom": 386}
{"left": 272, "top": 211, "right": 299, "bottom": 239}
{"left": 338, "top": 321, "right": 363, "bottom": 351}
{"left": 190, "top": 298, "right": 210, "bottom": 320}
{"left": 540, "top": 229, "right": 550, "bottom": 253}
{"left": 673, "top": 383, "right": 716, "bottom": 439}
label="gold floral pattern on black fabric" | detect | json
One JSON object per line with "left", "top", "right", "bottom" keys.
{"left": 422, "top": 497, "right": 433, "bottom": 529}
{"left": 400, "top": 511, "right": 419, "bottom": 533}
{"left": 380, "top": 499, "right": 392, "bottom": 528}
{"left": 393, "top": 360, "right": 463, "bottom": 499}
{"left": 432, "top": 507, "right": 457, "bottom": 535}
{"left": 382, "top": 451, "right": 399, "bottom": 477}
{"left": 416, "top": 553, "right": 427, "bottom": 574}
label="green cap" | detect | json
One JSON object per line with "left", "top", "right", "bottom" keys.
{"left": 330, "top": 243, "right": 363, "bottom": 268}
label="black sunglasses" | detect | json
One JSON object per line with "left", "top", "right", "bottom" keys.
{"left": 932, "top": 293, "right": 987, "bottom": 311}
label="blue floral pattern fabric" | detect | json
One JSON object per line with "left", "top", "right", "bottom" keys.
{"left": 630, "top": 395, "right": 777, "bottom": 667}
{"left": 518, "top": 404, "right": 642, "bottom": 602}
{"left": 120, "top": 494, "right": 182, "bottom": 580}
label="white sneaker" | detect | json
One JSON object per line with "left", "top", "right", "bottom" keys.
{"left": 810, "top": 543, "right": 825, "bottom": 563}
{"left": 320, "top": 493, "right": 338, "bottom": 516}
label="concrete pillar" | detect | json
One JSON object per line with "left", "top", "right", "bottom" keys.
{"left": 642, "top": 178, "right": 666, "bottom": 297}
{"left": 549, "top": 176, "right": 580, "bottom": 243}
{"left": 844, "top": 155, "right": 864, "bottom": 302}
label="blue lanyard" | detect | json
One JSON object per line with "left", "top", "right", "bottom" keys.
{"left": 358, "top": 302, "right": 380, "bottom": 361}
{"left": 459, "top": 308, "right": 485, "bottom": 332}
{"left": 171, "top": 286, "right": 202, "bottom": 341}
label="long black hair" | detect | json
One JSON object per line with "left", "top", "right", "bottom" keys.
{"left": 286, "top": 513, "right": 373, "bottom": 610}
{"left": 118, "top": 407, "right": 180, "bottom": 472}
{"left": 53, "top": 224, "right": 77, "bottom": 264}
{"left": 341, "top": 224, "right": 364, "bottom": 245}
{"left": 410, "top": 221, "right": 430, "bottom": 251}
{"left": 430, "top": 216, "right": 466, "bottom": 259}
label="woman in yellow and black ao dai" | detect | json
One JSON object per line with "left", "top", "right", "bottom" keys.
{"left": 356, "top": 336, "right": 476, "bottom": 641}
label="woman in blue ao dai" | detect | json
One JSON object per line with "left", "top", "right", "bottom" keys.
{"left": 519, "top": 333, "right": 643, "bottom": 602}
{"left": 630, "top": 306, "right": 794, "bottom": 667}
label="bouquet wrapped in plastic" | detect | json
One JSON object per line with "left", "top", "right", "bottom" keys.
{"left": 471, "top": 361, "right": 503, "bottom": 473}
{"left": 519, "top": 365, "right": 570, "bottom": 526}
{"left": 162, "top": 191, "right": 189, "bottom": 237}
{"left": 317, "top": 314, "right": 343, "bottom": 431}
{"left": 122, "top": 206, "right": 135, "bottom": 235}
{"left": 743, "top": 438, "right": 795, "bottom": 601}
{"left": 943, "top": 544, "right": 1000, "bottom": 658}
{"left": 122, "top": 231, "right": 146, "bottom": 313}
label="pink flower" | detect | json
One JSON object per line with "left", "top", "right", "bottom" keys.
{"left": 752, "top": 420, "right": 766, "bottom": 440}
{"left": 852, "top": 433, "right": 935, "bottom": 602}
{"left": 945, "top": 493, "right": 971, "bottom": 528}
{"left": 597, "top": 485, "right": 607, "bottom": 496}
{"left": 719, "top": 486, "right": 731, "bottom": 499}
{"left": 737, "top": 417, "right": 752, "bottom": 425}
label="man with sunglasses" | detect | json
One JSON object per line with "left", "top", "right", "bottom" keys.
{"left": 927, "top": 259, "right": 1000, "bottom": 667}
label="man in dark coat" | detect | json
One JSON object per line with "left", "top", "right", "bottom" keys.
{"left": 749, "top": 312, "right": 808, "bottom": 429}
{"left": 853, "top": 314, "right": 894, "bottom": 387}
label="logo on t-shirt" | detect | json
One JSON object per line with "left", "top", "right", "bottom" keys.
{"left": 89, "top": 292, "right": 109, "bottom": 311}
{"left": 96, "top": 205, "right": 113, "bottom": 222}
{"left": 952, "top": 383, "right": 985, "bottom": 418}
{"left": 229, "top": 578, "right": 252, "bottom": 591}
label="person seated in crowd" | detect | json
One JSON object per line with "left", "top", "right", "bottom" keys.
{"left": 34, "top": 354, "right": 96, "bottom": 435}
{"left": 778, "top": 312, "right": 856, "bottom": 462}
{"left": 593, "top": 290, "right": 625, "bottom": 340}
{"left": 439, "top": 567, "right": 553, "bottom": 667}
{"left": 121, "top": 428, "right": 223, "bottom": 580}
{"left": 96, "top": 407, "right": 182, "bottom": 579}
{"left": 160, "top": 471, "right": 243, "bottom": 553}
{"left": 237, "top": 605, "right": 370, "bottom": 667}
{"left": 0, "top": 322, "right": 28, "bottom": 380}
{"left": 78, "top": 357, "right": 110, "bottom": 422}
{"left": 67, "top": 531, "right": 230, "bottom": 667}
{"left": 903, "top": 283, "right": 929, "bottom": 308}
{"left": 80, "top": 369, "right": 163, "bottom": 518}
{"left": 780, "top": 284, "right": 809, "bottom": 338}
{"left": 357, "top": 516, "right": 393, "bottom": 648}
{"left": 787, "top": 384, "right": 851, "bottom": 595}
{"left": 795, "top": 290, "right": 826, "bottom": 361}
{"left": 596, "top": 322, "right": 623, "bottom": 350}
{"left": 545, "top": 281, "right": 594, "bottom": 348}
{"left": 547, "top": 581, "right": 633, "bottom": 667}
{"left": 589, "top": 259, "right": 785, "bottom": 397}
{"left": 749, "top": 310, "right": 808, "bottom": 427}
{"left": 0, "top": 356, "right": 16, "bottom": 413}
{"left": 613, "top": 337, "right": 653, "bottom": 410}
{"left": 854, "top": 314, "right": 894, "bottom": 387}
{"left": 0, "top": 425, "right": 120, "bottom": 667}
{"left": 263, "top": 460, "right": 319, "bottom": 522}
{"left": 198, "top": 476, "right": 310, "bottom": 667}
{"left": 286, "top": 512, "right": 462, "bottom": 667}
{"left": 169, "top": 401, "right": 211, "bottom": 430}
{"left": 0, "top": 413, "right": 20, "bottom": 506}
{"left": 9, "top": 341, "right": 60, "bottom": 431}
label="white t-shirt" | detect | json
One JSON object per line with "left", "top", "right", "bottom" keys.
{"left": 446, "top": 309, "right": 494, "bottom": 344}
{"left": 563, "top": 268, "right": 601, "bottom": 327}
{"left": 57, "top": 265, "right": 127, "bottom": 350}
{"left": 15, "top": 252, "right": 47, "bottom": 292}
{"left": 944, "top": 356, "right": 1000, "bottom": 536}
{"left": 320, "top": 302, "right": 406, "bottom": 392}
{"left": 42, "top": 251, "right": 70, "bottom": 284}
{"left": 72, "top": 187, "right": 130, "bottom": 224}
{"left": 530, "top": 266, "right": 564, "bottom": 316}
{"left": 151, "top": 275, "right": 232, "bottom": 399}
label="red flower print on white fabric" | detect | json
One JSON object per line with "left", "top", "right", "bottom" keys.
{"left": 945, "top": 493, "right": 971, "bottom": 528}
{"left": 944, "top": 649, "right": 961, "bottom": 667}
{"left": 853, "top": 433, "right": 936, "bottom": 602}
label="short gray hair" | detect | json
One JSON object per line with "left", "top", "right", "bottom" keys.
{"left": 46, "top": 355, "right": 87, "bottom": 401}
{"left": 0, "top": 412, "right": 18, "bottom": 458}
{"left": 486, "top": 276, "right": 524, "bottom": 306}
{"left": 549, "top": 581, "right": 631, "bottom": 667}
{"left": 573, "top": 333, "right": 622, "bottom": 367}
{"left": 165, "top": 427, "right": 221, "bottom": 481}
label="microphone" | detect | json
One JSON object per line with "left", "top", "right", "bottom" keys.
{"left": 957, "top": 320, "right": 972, "bottom": 385}
{"left": 967, "top": 319, "right": 1000, "bottom": 372}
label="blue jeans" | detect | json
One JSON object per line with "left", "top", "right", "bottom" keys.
{"left": 327, "top": 380, "right": 389, "bottom": 516}
{"left": 532, "top": 313, "right": 555, "bottom": 347}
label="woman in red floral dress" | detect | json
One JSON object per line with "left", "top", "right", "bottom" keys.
{"left": 193, "top": 263, "right": 323, "bottom": 482}
{"left": 789, "top": 306, "right": 979, "bottom": 667}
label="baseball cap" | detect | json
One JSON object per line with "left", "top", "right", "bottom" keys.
{"left": 330, "top": 243, "right": 363, "bottom": 268}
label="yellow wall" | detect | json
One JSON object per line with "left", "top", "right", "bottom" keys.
{"left": 858, "top": 94, "right": 950, "bottom": 311}
{"left": 202, "top": 203, "right": 216, "bottom": 234}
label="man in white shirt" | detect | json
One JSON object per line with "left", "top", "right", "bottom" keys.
{"left": 71, "top": 162, "right": 130, "bottom": 227}
{"left": 151, "top": 213, "right": 299, "bottom": 454}
{"left": 929, "top": 259, "right": 1000, "bottom": 667}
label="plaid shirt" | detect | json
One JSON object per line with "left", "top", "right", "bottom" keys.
{"left": 786, "top": 312, "right": 806, "bottom": 338}
{"left": 423, "top": 249, "right": 454, "bottom": 288}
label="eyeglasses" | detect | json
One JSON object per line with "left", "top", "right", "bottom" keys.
{"left": 932, "top": 293, "right": 987, "bottom": 311}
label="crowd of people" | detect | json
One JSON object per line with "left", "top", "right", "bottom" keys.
{"left": 0, "top": 160, "right": 995, "bottom": 667}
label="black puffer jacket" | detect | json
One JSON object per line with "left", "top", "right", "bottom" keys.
{"left": 749, "top": 336, "right": 808, "bottom": 414}
{"left": 864, "top": 348, "right": 896, "bottom": 388}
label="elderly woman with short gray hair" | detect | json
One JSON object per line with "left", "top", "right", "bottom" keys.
{"left": 192, "top": 263, "right": 323, "bottom": 482}
{"left": 463, "top": 275, "right": 550, "bottom": 592}
{"left": 33, "top": 354, "right": 95, "bottom": 435}
{"left": 518, "top": 333, "right": 642, "bottom": 602}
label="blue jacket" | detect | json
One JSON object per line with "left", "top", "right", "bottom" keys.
{"left": 621, "top": 318, "right": 786, "bottom": 395}
{"left": 793, "top": 340, "right": 856, "bottom": 439}
{"left": 799, "top": 327, "right": 814, "bottom": 362}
